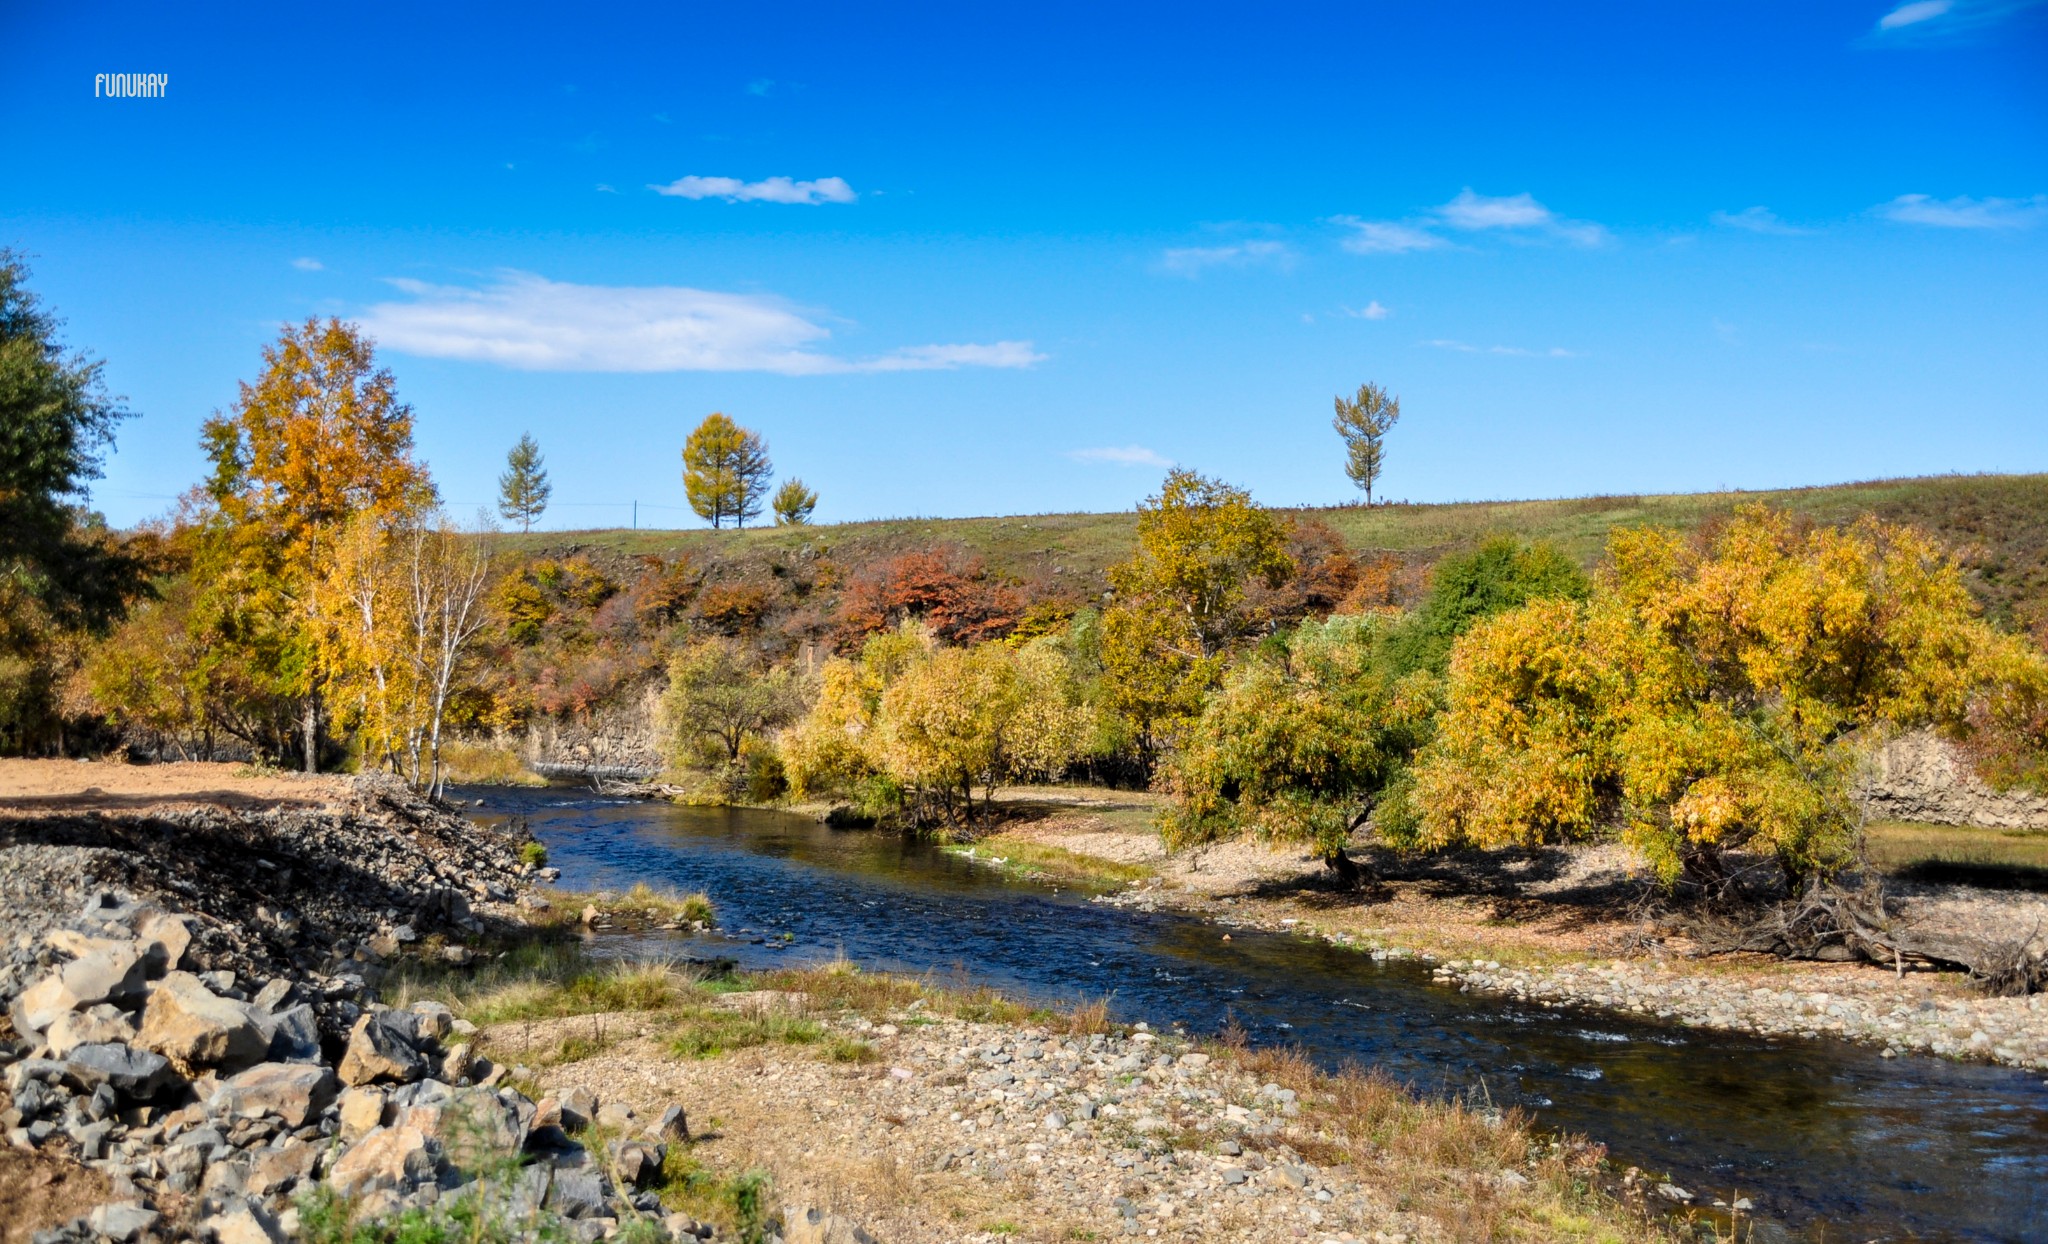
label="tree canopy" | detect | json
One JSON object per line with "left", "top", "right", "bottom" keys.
{"left": 682, "top": 413, "right": 772, "bottom": 529}
{"left": 497, "top": 432, "right": 551, "bottom": 532}
{"left": 1332, "top": 382, "right": 1400, "bottom": 504}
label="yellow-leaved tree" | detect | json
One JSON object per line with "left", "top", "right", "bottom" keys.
{"left": 1101, "top": 470, "right": 1293, "bottom": 767}
{"left": 1398, "top": 506, "right": 2048, "bottom": 890}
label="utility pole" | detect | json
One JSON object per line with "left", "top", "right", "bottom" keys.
{"left": 632, "top": 500, "right": 637, "bottom": 530}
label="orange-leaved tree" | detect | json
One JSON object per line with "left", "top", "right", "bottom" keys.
{"left": 198, "top": 318, "right": 434, "bottom": 771}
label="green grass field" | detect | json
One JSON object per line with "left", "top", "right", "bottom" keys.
{"left": 1865, "top": 820, "right": 2048, "bottom": 890}
{"left": 506, "top": 472, "right": 2048, "bottom": 624}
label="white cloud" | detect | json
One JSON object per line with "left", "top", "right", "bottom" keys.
{"left": 1879, "top": 193, "right": 2048, "bottom": 229}
{"left": 1159, "top": 240, "right": 1293, "bottom": 276}
{"left": 1711, "top": 206, "right": 1811, "bottom": 235}
{"left": 1343, "top": 301, "right": 1391, "bottom": 320}
{"left": 291, "top": 257, "right": 323, "bottom": 271}
{"left": 1067, "top": 445, "right": 1172, "bottom": 468}
{"left": 1437, "top": 190, "right": 1607, "bottom": 245}
{"left": 1880, "top": 0, "right": 1955, "bottom": 27}
{"left": 649, "top": 175, "right": 857, "bottom": 204}
{"left": 360, "top": 272, "right": 1040, "bottom": 375}
{"left": 1425, "top": 338, "right": 1577, "bottom": 358}
{"left": 1331, "top": 217, "right": 1448, "bottom": 254}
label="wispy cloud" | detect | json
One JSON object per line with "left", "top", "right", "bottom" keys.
{"left": 1425, "top": 338, "right": 1577, "bottom": 358}
{"left": 1342, "top": 301, "right": 1391, "bottom": 320}
{"left": 1159, "top": 240, "right": 1293, "bottom": 276}
{"left": 360, "top": 272, "right": 1040, "bottom": 375}
{"left": 746, "top": 78, "right": 776, "bottom": 96}
{"left": 1334, "top": 190, "right": 1604, "bottom": 255}
{"left": 1067, "top": 445, "right": 1172, "bottom": 468}
{"left": 1437, "top": 190, "right": 1607, "bottom": 245}
{"left": 291, "top": 257, "right": 323, "bottom": 271}
{"left": 1868, "top": 0, "right": 2045, "bottom": 39}
{"left": 1881, "top": 0, "right": 1955, "bottom": 27}
{"left": 1880, "top": 193, "right": 2048, "bottom": 229}
{"left": 1711, "top": 206, "right": 1812, "bottom": 235}
{"left": 1331, "top": 217, "right": 1449, "bottom": 254}
{"left": 649, "top": 175, "right": 856, "bottom": 204}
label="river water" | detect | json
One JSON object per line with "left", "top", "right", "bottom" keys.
{"left": 462, "top": 788, "right": 2048, "bottom": 1242}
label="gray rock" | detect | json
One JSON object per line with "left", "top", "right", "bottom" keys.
{"left": 1221, "top": 1168, "right": 1250, "bottom": 1186}
{"left": 87, "top": 1202, "right": 159, "bottom": 1242}
{"left": 338, "top": 1013, "right": 425, "bottom": 1086}
{"left": 595, "top": 1100, "right": 637, "bottom": 1131}
{"left": 200, "top": 1200, "right": 288, "bottom": 1244}
{"left": 136, "top": 972, "right": 270, "bottom": 1075}
{"left": 652, "top": 1104, "right": 689, "bottom": 1141}
{"left": 547, "top": 1166, "right": 607, "bottom": 1218}
{"left": 265, "top": 1004, "right": 321, "bottom": 1064}
{"left": 162, "top": 1141, "right": 208, "bottom": 1193}
{"left": 559, "top": 1086, "right": 597, "bottom": 1132}
{"left": 252, "top": 979, "right": 294, "bottom": 1013}
{"left": 607, "top": 1138, "right": 666, "bottom": 1187}
{"left": 60, "top": 1043, "right": 176, "bottom": 1098}
{"left": 208, "top": 1062, "right": 336, "bottom": 1128}
{"left": 327, "top": 1123, "right": 435, "bottom": 1197}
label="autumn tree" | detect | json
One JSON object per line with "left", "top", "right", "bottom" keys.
{"left": 1099, "top": 471, "right": 1293, "bottom": 764}
{"left": 198, "top": 318, "right": 434, "bottom": 771}
{"left": 773, "top": 477, "right": 818, "bottom": 526}
{"left": 1161, "top": 615, "right": 1435, "bottom": 868}
{"left": 1397, "top": 506, "right": 2048, "bottom": 891}
{"left": 682, "top": 413, "right": 773, "bottom": 529}
{"left": 835, "top": 548, "right": 1023, "bottom": 649}
{"left": 663, "top": 637, "right": 801, "bottom": 767}
{"left": 497, "top": 433, "right": 551, "bottom": 532}
{"left": 1332, "top": 382, "right": 1400, "bottom": 504}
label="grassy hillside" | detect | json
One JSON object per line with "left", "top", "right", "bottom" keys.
{"left": 506, "top": 472, "right": 2048, "bottom": 626}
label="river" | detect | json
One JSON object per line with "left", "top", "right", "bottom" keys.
{"left": 462, "top": 787, "right": 2048, "bottom": 1243}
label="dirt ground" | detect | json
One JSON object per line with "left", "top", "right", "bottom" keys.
{"left": 0, "top": 1147, "right": 110, "bottom": 1244}
{"left": 0, "top": 759, "right": 348, "bottom": 817}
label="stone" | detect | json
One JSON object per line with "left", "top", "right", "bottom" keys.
{"left": 1222, "top": 1168, "right": 1250, "bottom": 1186}
{"left": 392, "top": 1084, "right": 529, "bottom": 1153}
{"left": 338, "top": 1013, "right": 425, "bottom": 1086}
{"left": 559, "top": 1086, "right": 597, "bottom": 1132}
{"left": 408, "top": 1000, "right": 453, "bottom": 1044}
{"left": 337, "top": 1087, "right": 387, "bottom": 1139}
{"left": 607, "top": 1138, "right": 666, "bottom": 1187}
{"left": 652, "top": 1104, "right": 689, "bottom": 1141}
{"left": 43, "top": 1006, "right": 139, "bottom": 1058}
{"left": 264, "top": 1004, "right": 321, "bottom": 1064}
{"left": 440, "top": 1042, "right": 474, "bottom": 1083}
{"left": 781, "top": 1204, "right": 879, "bottom": 1244}
{"left": 1656, "top": 1183, "right": 1694, "bottom": 1203}
{"left": 163, "top": 1141, "right": 209, "bottom": 1192}
{"left": 547, "top": 1166, "right": 607, "bottom": 1218}
{"left": 87, "top": 1201, "right": 160, "bottom": 1242}
{"left": 252, "top": 979, "right": 294, "bottom": 1013}
{"left": 60, "top": 1043, "right": 176, "bottom": 1098}
{"left": 137, "top": 972, "right": 271, "bottom": 1074}
{"left": 136, "top": 911, "right": 195, "bottom": 973}
{"left": 441, "top": 945, "right": 475, "bottom": 966}
{"left": 595, "top": 1100, "right": 637, "bottom": 1131}
{"left": 201, "top": 1201, "right": 288, "bottom": 1244}
{"left": 209, "top": 1062, "right": 336, "bottom": 1128}
{"left": 327, "top": 1124, "right": 436, "bottom": 1197}
{"left": 247, "top": 1137, "right": 321, "bottom": 1197}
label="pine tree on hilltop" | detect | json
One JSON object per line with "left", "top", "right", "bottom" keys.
{"left": 497, "top": 433, "right": 551, "bottom": 533}
{"left": 683, "top": 413, "right": 773, "bottom": 529}
{"left": 1332, "top": 382, "right": 1401, "bottom": 505}
{"left": 773, "top": 478, "right": 818, "bottom": 526}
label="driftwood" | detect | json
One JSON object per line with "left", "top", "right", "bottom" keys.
{"left": 1688, "top": 881, "right": 2047, "bottom": 996}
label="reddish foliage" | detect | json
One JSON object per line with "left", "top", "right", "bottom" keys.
{"left": 834, "top": 547, "right": 1024, "bottom": 649}
{"left": 695, "top": 581, "right": 772, "bottom": 635}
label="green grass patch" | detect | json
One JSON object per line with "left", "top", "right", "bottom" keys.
{"left": 944, "top": 837, "right": 1155, "bottom": 890}
{"left": 667, "top": 1007, "right": 825, "bottom": 1059}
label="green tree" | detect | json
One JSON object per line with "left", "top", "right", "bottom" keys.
{"left": 0, "top": 250, "right": 147, "bottom": 651}
{"left": 1332, "top": 382, "right": 1400, "bottom": 504}
{"left": 1379, "top": 535, "right": 1590, "bottom": 677}
{"left": 497, "top": 433, "right": 551, "bottom": 532}
{"left": 662, "top": 637, "right": 800, "bottom": 766}
{"left": 772, "top": 477, "right": 818, "bottom": 526}
{"left": 682, "top": 413, "right": 773, "bottom": 529}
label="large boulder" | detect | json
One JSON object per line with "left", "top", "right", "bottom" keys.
{"left": 782, "top": 1205, "right": 880, "bottom": 1244}
{"left": 136, "top": 972, "right": 271, "bottom": 1074}
{"left": 10, "top": 944, "right": 147, "bottom": 1036}
{"left": 263, "top": 1004, "right": 322, "bottom": 1064}
{"left": 43, "top": 1006, "right": 139, "bottom": 1058}
{"left": 208, "top": 1062, "right": 336, "bottom": 1128}
{"left": 338, "top": 1013, "right": 425, "bottom": 1086}
{"left": 327, "top": 1124, "right": 436, "bottom": 1198}
{"left": 59, "top": 1043, "right": 177, "bottom": 1099}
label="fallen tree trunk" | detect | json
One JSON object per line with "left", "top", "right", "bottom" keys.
{"left": 1686, "top": 881, "right": 2046, "bottom": 996}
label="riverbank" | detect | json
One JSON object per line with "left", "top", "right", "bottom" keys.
{"left": 952, "top": 787, "right": 2048, "bottom": 1073}
{"left": 0, "top": 763, "right": 1671, "bottom": 1244}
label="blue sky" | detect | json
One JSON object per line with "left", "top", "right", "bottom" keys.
{"left": 3, "top": 1, "right": 2044, "bottom": 530}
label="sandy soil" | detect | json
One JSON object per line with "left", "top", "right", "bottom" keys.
{"left": 0, "top": 759, "right": 348, "bottom": 817}
{"left": 0, "top": 1147, "right": 110, "bottom": 1244}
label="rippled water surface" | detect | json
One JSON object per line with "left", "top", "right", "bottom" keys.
{"left": 463, "top": 788, "right": 2048, "bottom": 1242}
